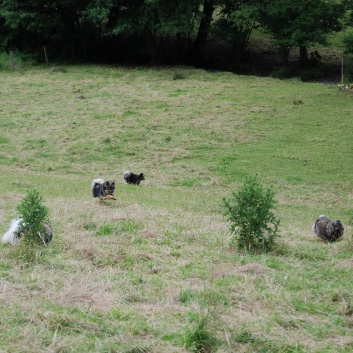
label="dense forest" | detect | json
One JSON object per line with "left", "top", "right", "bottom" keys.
{"left": 1, "top": 0, "right": 353, "bottom": 77}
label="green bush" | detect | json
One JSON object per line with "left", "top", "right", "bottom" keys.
{"left": 16, "top": 189, "right": 50, "bottom": 246}
{"left": 223, "top": 175, "right": 280, "bottom": 253}
{"left": 0, "top": 50, "right": 37, "bottom": 70}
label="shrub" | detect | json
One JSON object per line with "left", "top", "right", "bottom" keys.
{"left": 0, "top": 50, "right": 37, "bottom": 70}
{"left": 223, "top": 175, "right": 280, "bottom": 252}
{"left": 16, "top": 189, "right": 50, "bottom": 246}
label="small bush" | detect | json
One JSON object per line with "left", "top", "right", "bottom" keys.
{"left": 9, "top": 190, "right": 51, "bottom": 262}
{"left": 0, "top": 50, "right": 37, "bottom": 70}
{"left": 16, "top": 189, "right": 50, "bottom": 246}
{"left": 223, "top": 175, "right": 280, "bottom": 253}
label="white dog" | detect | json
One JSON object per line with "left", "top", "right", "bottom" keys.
{"left": 1, "top": 218, "right": 22, "bottom": 245}
{"left": 2, "top": 218, "right": 53, "bottom": 245}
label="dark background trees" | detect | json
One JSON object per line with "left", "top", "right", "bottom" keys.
{"left": 0, "top": 0, "right": 352, "bottom": 78}
{"left": 259, "top": 0, "right": 342, "bottom": 67}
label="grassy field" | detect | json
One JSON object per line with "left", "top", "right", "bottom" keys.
{"left": 0, "top": 65, "right": 353, "bottom": 353}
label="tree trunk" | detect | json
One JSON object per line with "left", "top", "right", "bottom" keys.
{"left": 10, "top": 51, "right": 15, "bottom": 70}
{"left": 143, "top": 29, "right": 161, "bottom": 64}
{"left": 43, "top": 46, "right": 49, "bottom": 65}
{"left": 299, "top": 46, "right": 309, "bottom": 68}
{"left": 186, "top": 0, "right": 215, "bottom": 65}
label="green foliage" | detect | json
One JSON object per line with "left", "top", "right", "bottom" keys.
{"left": 213, "top": 1, "right": 260, "bottom": 60}
{"left": 343, "top": 28, "right": 353, "bottom": 53}
{"left": 0, "top": 51, "right": 36, "bottom": 70}
{"left": 259, "top": 0, "right": 342, "bottom": 60}
{"left": 16, "top": 189, "right": 49, "bottom": 246}
{"left": 0, "top": 0, "right": 350, "bottom": 70}
{"left": 223, "top": 175, "right": 280, "bottom": 252}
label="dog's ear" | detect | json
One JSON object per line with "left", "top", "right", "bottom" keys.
{"left": 111, "top": 182, "right": 115, "bottom": 186}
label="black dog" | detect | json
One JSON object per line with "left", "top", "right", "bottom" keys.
{"left": 312, "top": 215, "right": 344, "bottom": 242}
{"left": 123, "top": 171, "right": 145, "bottom": 185}
{"left": 92, "top": 178, "right": 116, "bottom": 199}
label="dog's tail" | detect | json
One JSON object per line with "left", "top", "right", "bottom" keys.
{"left": 312, "top": 215, "right": 327, "bottom": 233}
{"left": 91, "top": 178, "right": 105, "bottom": 188}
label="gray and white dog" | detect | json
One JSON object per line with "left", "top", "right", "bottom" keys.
{"left": 1, "top": 218, "right": 53, "bottom": 246}
{"left": 92, "top": 178, "right": 116, "bottom": 200}
{"left": 312, "top": 215, "right": 344, "bottom": 242}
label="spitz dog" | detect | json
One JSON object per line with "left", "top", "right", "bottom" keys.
{"left": 123, "top": 171, "right": 145, "bottom": 185}
{"left": 312, "top": 215, "right": 344, "bottom": 242}
{"left": 92, "top": 178, "right": 116, "bottom": 200}
{"left": 2, "top": 218, "right": 53, "bottom": 246}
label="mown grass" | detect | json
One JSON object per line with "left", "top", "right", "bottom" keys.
{"left": 0, "top": 65, "right": 352, "bottom": 352}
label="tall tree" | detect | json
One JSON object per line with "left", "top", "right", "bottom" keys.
{"left": 108, "top": 0, "right": 201, "bottom": 64}
{"left": 259, "top": 0, "right": 342, "bottom": 67}
{"left": 0, "top": 0, "right": 103, "bottom": 60}
{"left": 212, "top": 0, "right": 260, "bottom": 63}
{"left": 186, "top": 0, "right": 216, "bottom": 65}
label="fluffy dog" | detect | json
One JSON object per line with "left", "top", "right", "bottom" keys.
{"left": 91, "top": 178, "right": 116, "bottom": 200}
{"left": 123, "top": 171, "right": 145, "bottom": 185}
{"left": 2, "top": 218, "right": 53, "bottom": 246}
{"left": 312, "top": 215, "right": 344, "bottom": 242}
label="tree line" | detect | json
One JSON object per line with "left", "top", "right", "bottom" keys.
{"left": 1, "top": 0, "right": 353, "bottom": 71}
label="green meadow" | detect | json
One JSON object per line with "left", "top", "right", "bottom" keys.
{"left": 0, "top": 65, "right": 352, "bottom": 353}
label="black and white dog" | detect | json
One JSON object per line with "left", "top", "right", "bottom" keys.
{"left": 92, "top": 178, "right": 116, "bottom": 199}
{"left": 1, "top": 218, "right": 53, "bottom": 246}
{"left": 123, "top": 171, "right": 145, "bottom": 185}
{"left": 312, "top": 215, "right": 344, "bottom": 242}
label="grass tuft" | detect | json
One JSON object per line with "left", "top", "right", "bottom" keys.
{"left": 183, "top": 312, "right": 219, "bottom": 353}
